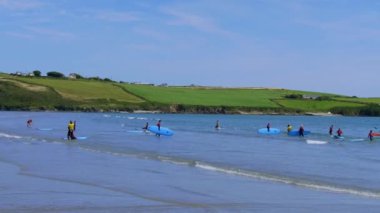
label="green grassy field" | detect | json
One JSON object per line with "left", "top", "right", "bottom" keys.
{"left": 121, "top": 84, "right": 332, "bottom": 108}
{"left": 275, "top": 99, "right": 365, "bottom": 112}
{"left": 10, "top": 77, "right": 143, "bottom": 103}
{"left": 0, "top": 73, "right": 379, "bottom": 115}
{"left": 335, "top": 97, "right": 380, "bottom": 105}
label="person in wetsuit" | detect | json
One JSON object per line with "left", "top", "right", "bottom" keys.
{"left": 215, "top": 120, "right": 221, "bottom": 129}
{"left": 369, "top": 130, "right": 374, "bottom": 141}
{"left": 299, "top": 125, "right": 304, "bottom": 137}
{"left": 27, "top": 119, "right": 32, "bottom": 128}
{"left": 329, "top": 125, "right": 333, "bottom": 136}
{"left": 337, "top": 128, "right": 343, "bottom": 137}
{"left": 142, "top": 122, "right": 149, "bottom": 130}
{"left": 156, "top": 120, "right": 162, "bottom": 136}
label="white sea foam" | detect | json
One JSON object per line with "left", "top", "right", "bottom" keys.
{"left": 194, "top": 162, "right": 380, "bottom": 198}
{"left": 0, "top": 133, "right": 23, "bottom": 139}
{"left": 306, "top": 140, "right": 328, "bottom": 145}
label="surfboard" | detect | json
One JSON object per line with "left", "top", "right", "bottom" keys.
{"left": 38, "top": 128, "right": 53, "bottom": 131}
{"left": 350, "top": 138, "right": 365, "bottom": 142}
{"left": 333, "top": 135, "right": 344, "bottom": 140}
{"left": 372, "top": 132, "right": 380, "bottom": 137}
{"left": 258, "top": 128, "right": 280, "bottom": 135}
{"left": 306, "top": 140, "right": 327, "bottom": 145}
{"left": 288, "top": 130, "right": 311, "bottom": 136}
{"left": 63, "top": 136, "right": 87, "bottom": 140}
{"left": 147, "top": 126, "right": 174, "bottom": 136}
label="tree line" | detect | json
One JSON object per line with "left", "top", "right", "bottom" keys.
{"left": 10, "top": 70, "right": 115, "bottom": 82}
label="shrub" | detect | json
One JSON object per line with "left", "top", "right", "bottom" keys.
{"left": 33, "top": 70, "right": 41, "bottom": 77}
{"left": 47, "top": 71, "right": 65, "bottom": 78}
{"left": 285, "top": 94, "right": 303, "bottom": 99}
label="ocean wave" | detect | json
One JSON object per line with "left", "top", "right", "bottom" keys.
{"left": 193, "top": 161, "right": 380, "bottom": 199}
{"left": 76, "top": 144, "right": 380, "bottom": 199}
{"left": 0, "top": 133, "right": 23, "bottom": 139}
{"left": 306, "top": 140, "right": 328, "bottom": 145}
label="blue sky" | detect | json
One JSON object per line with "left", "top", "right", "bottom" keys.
{"left": 1, "top": 0, "right": 379, "bottom": 97}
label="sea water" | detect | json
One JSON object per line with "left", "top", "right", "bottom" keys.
{"left": 0, "top": 111, "right": 380, "bottom": 212}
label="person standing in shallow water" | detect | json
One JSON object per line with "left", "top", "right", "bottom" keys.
{"left": 369, "top": 130, "right": 374, "bottom": 141}
{"left": 299, "top": 125, "right": 304, "bottom": 137}
{"left": 215, "top": 120, "right": 221, "bottom": 129}
{"left": 267, "top": 123, "right": 271, "bottom": 132}
{"left": 27, "top": 119, "right": 32, "bottom": 128}
{"left": 142, "top": 122, "right": 149, "bottom": 131}
{"left": 157, "top": 120, "right": 161, "bottom": 131}
{"left": 337, "top": 128, "right": 343, "bottom": 137}
{"left": 287, "top": 124, "right": 292, "bottom": 133}
{"left": 67, "top": 120, "right": 76, "bottom": 140}
{"left": 155, "top": 120, "right": 162, "bottom": 137}
{"left": 329, "top": 125, "right": 333, "bottom": 136}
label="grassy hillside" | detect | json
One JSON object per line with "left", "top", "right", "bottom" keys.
{"left": 335, "top": 97, "right": 380, "bottom": 104}
{"left": 121, "top": 84, "right": 330, "bottom": 108}
{"left": 8, "top": 77, "right": 143, "bottom": 103}
{"left": 0, "top": 73, "right": 379, "bottom": 115}
{"left": 275, "top": 99, "right": 365, "bottom": 112}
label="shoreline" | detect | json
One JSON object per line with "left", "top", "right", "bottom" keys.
{"left": 0, "top": 108, "right": 343, "bottom": 116}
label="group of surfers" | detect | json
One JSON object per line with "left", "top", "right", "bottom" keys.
{"left": 27, "top": 119, "right": 77, "bottom": 140}
{"left": 142, "top": 120, "right": 162, "bottom": 136}
{"left": 215, "top": 120, "right": 378, "bottom": 141}
{"left": 26, "top": 118, "right": 378, "bottom": 141}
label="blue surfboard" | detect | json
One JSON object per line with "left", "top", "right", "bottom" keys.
{"left": 63, "top": 136, "right": 87, "bottom": 140}
{"left": 38, "top": 128, "right": 53, "bottom": 131}
{"left": 148, "top": 126, "right": 174, "bottom": 136}
{"left": 288, "top": 130, "right": 311, "bottom": 136}
{"left": 258, "top": 128, "right": 280, "bottom": 135}
{"left": 333, "top": 135, "right": 344, "bottom": 140}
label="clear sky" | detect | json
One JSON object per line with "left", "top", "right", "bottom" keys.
{"left": 1, "top": 0, "right": 379, "bottom": 97}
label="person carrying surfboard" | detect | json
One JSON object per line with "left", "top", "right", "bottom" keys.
{"left": 155, "top": 120, "right": 162, "bottom": 136}
{"left": 287, "top": 124, "right": 292, "bottom": 133}
{"left": 369, "top": 130, "right": 374, "bottom": 141}
{"left": 67, "top": 120, "right": 76, "bottom": 140}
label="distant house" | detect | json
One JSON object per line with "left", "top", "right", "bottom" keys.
{"left": 131, "top": 82, "right": 154, "bottom": 86}
{"left": 158, "top": 83, "right": 168, "bottom": 87}
{"left": 27, "top": 72, "right": 34, "bottom": 77}
{"left": 68, "top": 73, "right": 77, "bottom": 79}
{"left": 302, "top": 95, "right": 320, "bottom": 100}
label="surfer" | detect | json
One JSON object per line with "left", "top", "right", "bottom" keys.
{"left": 287, "top": 124, "right": 292, "bottom": 133}
{"left": 142, "top": 122, "right": 149, "bottom": 130}
{"left": 369, "top": 130, "right": 374, "bottom": 141}
{"left": 215, "top": 120, "right": 221, "bottom": 129}
{"left": 299, "top": 125, "right": 304, "bottom": 137}
{"left": 329, "top": 125, "right": 333, "bottom": 136}
{"left": 267, "top": 123, "right": 271, "bottom": 132}
{"left": 27, "top": 119, "right": 32, "bottom": 128}
{"left": 157, "top": 120, "right": 161, "bottom": 131}
{"left": 154, "top": 120, "right": 162, "bottom": 137}
{"left": 67, "top": 120, "right": 76, "bottom": 140}
{"left": 336, "top": 128, "right": 343, "bottom": 137}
